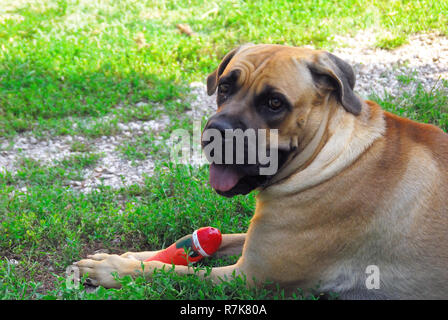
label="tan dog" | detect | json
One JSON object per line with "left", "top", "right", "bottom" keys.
{"left": 75, "top": 44, "right": 448, "bottom": 299}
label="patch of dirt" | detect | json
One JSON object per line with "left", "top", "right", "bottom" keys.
{"left": 332, "top": 31, "right": 448, "bottom": 98}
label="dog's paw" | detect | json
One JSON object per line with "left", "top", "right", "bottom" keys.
{"left": 74, "top": 254, "right": 140, "bottom": 288}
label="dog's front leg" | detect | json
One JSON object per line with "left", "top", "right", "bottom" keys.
{"left": 74, "top": 254, "right": 245, "bottom": 289}
{"left": 118, "top": 233, "right": 246, "bottom": 261}
{"left": 74, "top": 233, "right": 247, "bottom": 288}
{"left": 213, "top": 233, "right": 246, "bottom": 257}
{"left": 119, "top": 250, "right": 161, "bottom": 261}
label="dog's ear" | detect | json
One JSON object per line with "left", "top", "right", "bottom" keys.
{"left": 308, "top": 52, "right": 362, "bottom": 115}
{"left": 207, "top": 44, "right": 253, "bottom": 96}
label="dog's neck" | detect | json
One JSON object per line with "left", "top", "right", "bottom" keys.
{"left": 261, "top": 98, "right": 386, "bottom": 197}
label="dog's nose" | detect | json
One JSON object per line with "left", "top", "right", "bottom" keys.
{"left": 202, "top": 119, "right": 233, "bottom": 150}
{"left": 202, "top": 114, "right": 248, "bottom": 152}
{"left": 205, "top": 115, "right": 247, "bottom": 137}
{"left": 206, "top": 118, "right": 234, "bottom": 136}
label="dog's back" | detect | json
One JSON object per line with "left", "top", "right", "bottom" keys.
{"left": 381, "top": 110, "right": 448, "bottom": 299}
{"left": 330, "top": 103, "right": 448, "bottom": 299}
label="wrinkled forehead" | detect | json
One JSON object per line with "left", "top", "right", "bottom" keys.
{"left": 221, "top": 45, "right": 316, "bottom": 99}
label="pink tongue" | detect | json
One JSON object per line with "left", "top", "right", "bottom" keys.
{"left": 209, "top": 164, "right": 244, "bottom": 192}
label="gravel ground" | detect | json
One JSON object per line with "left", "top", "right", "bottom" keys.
{"left": 0, "top": 115, "right": 170, "bottom": 193}
{"left": 333, "top": 31, "right": 448, "bottom": 99}
{"left": 1, "top": 32, "right": 447, "bottom": 191}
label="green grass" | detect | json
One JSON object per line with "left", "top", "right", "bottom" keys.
{"left": 0, "top": 0, "right": 447, "bottom": 137}
{"left": 0, "top": 0, "right": 447, "bottom": 300}
{"left": 375, "top": 32, "right": 409, "bottom": 49}
{"left": 1, "top": 164, "right": 268, "bottom": 299}
{"left": 1, "top": 258, "right": 327, "bottom": 300}
{"left": 396, "top": 71, "right": 418, "bottom": 85}
{"left": 118, "top": 134, "right": 155, "bottom": 161}
{"left": 371, "top": 80, "right": 448, "bottom": 132}
{"left": 69, "top": 140, "right": 92, "bottom": 153}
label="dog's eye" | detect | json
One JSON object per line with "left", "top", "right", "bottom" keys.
{"left": 268, "top": 97, "right": 283, "bottom": 111}
{"left": 218, "top": 83, "right": 230, "bottom": 95}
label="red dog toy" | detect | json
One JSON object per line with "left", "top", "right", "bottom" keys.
{"left": 145, "top": 227, "right": 222, "bottom": 265}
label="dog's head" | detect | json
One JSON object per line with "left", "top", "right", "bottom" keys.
{"left": 202, "top": 44, "right": 362, "bottom": 197}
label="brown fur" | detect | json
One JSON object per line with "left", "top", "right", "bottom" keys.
{"left": 75, "top": 45, "right": 448, "bottom": 299}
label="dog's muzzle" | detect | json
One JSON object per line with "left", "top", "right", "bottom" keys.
{"left": 201, "top": 115, "right": 289, "bottom": 197}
